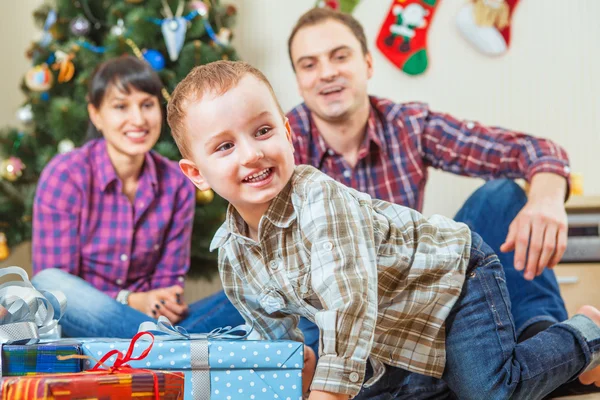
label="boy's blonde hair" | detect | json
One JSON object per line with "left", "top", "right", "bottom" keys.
{"left": 167, "top": 60, "right": 285, "bottom": 160}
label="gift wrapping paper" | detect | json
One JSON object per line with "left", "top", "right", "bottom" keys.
{"left": 0, "top": 370, "right": 184, "bottom": 400}
{"left": 1, "top": 342, "right": 82, "bottom": 376}
{"left": 80, "top": 338, "right": 304, "bottom": 400}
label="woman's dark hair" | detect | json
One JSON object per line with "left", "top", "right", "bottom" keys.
{"left": 86, "top": 55, "right": 164, "bottom": 140}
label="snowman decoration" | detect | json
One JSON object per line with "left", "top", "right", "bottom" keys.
{"left": 384, "top": 4, "right": 429, "bottom": 52}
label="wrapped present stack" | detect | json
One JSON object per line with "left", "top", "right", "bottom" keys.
{"left": 79, "top": 317, "right": 305, "bottom": 400}
{"left": 0, "top": 267, "right": 304, "bottom": 399}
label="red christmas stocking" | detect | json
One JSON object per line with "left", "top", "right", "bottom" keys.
{"left": 376, "top": 0, "right": 440, "bottom": 76}
{"left": 456, "top": 0, "right": 521, "bottom": 56}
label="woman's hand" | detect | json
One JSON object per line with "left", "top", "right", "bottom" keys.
{"left": 128, "top": 285, "right": 189, "bottom": 323}
{"left": 303, "top": 345, "right": 317, "bottom": 394}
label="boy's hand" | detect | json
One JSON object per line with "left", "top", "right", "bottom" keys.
{"left": 128, "top": 286, "right": 189, "bottom": 323}
{"left": 302, "top": 345, "right": 317, "bottom": 394}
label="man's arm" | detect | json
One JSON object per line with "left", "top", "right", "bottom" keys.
{"left": 418, "top": 105, "right": 570, "bottom": 184}
{"left": 417, "top": 105, "right": 570, "bottom": 278}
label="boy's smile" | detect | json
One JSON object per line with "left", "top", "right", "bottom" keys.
{"left": 180, "top": 74, "right": 295, "bottom": 231}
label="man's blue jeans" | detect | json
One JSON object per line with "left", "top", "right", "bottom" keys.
{"left": 352, "top": 232, "right": 600, "bottom": 400}
{"left": 32, "top": 180, "right": 568, "bottom": 347}
{"left": 454, "top": 179, "right": 568, "bottom": 336}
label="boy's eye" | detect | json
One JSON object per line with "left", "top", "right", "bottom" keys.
{"left": 216, "top": 143, "right": 234, "bottom": 152}
{"left": 143, "top": 102, "right": 155, "bottom": 109}
{"left": 256, "top": 127, "right": 271, "bottom": 137}
{"left": 300, "top": 62, "right": 314, "bottom": 70}
{"left": 114, "top": 104, "right": 126, "bottom": 110}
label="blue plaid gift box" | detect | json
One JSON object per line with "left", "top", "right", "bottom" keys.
{"left": 79, "top": 318, "right": 304, "bottom": 400}
{"left": 1, "top": 342, "right": 82, "bottom": 376}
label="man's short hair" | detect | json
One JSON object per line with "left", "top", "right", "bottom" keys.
{"left": 167, "top": 60, "right": 285, "bottom": 160}
{"left": 287, "top": 7, "right": 369, "bottom": 70}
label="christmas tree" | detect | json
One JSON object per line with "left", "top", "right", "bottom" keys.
{"left": 0, "top": 0, "right": 237, "bottom": 277}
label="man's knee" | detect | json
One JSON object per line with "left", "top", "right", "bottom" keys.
{"left": 478, "top": 179, "right": 525, "bottom": 202}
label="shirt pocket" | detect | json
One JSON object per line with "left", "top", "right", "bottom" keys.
{"left": 284, "top": 256, "right": 315, "bottom": 301}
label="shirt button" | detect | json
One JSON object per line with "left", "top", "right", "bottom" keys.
{"left": 300, "top": 285, "right": 309, "bottom": 294}
{"left": 465, "top": 121, "right": 475, "bottom": 129}
{"left": 154, "top": 244, "right": 160, "bottom": 251}
{"left": 269, "top": 260, "right": 281, "bottom": 270}
{"left": 120, "top": 254, "right": 128, "bottom": 262}
{"left": 563, "top": 165, "right": 571, "bottom": 174}
{"left": 327, "top": 149, "right": 335, "bottom": 156}
{"left": 139, "top": 202, "right": 145, "bottom": 208}
{"left": 178, "top": 276, "right": 185, "bottom": 283}
{"left": 343, "top": 170, "right": 351, "bottom": 179}
{"left": 116, "top": 279, "right": 123, "bottom": 285}
{"left": 349, "top": 372, "right": 360, "bottom": 383}
{"left": 323, "top": 241, "right": 333, "bottom": 251}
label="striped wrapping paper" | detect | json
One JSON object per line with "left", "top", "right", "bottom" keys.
{"left": 2, "top": 343, "right": 82, "bottom": 376}
{"left": 0, "top": 370, "right": 185, "bottom": 400}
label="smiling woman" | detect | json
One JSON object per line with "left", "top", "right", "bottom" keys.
{"left": 28, "top": 56, "right": 242, "bottom": 339}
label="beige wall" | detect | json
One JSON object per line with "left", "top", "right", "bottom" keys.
{"left": 1, "top": 0, "right": 598, "bottom": 242}
{"left": 228, "top": 0, "right": 600, "bottom": 219}
{"left": 0, "top": 0, "right": 38, "bottom": 129}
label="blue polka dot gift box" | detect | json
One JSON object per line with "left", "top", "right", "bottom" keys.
{"left": 79, "top": 317, "right": 304, "bottom": 400}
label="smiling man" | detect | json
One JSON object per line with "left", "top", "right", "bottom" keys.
{"left": 286, "top": 7, "right": 594, "bottom": 396}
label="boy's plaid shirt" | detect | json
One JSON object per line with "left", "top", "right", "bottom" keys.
{"left": 288, "top": 97, "right": 570, "bottom": 211}
{"left": 211, "top": 165, "right": 472, "bottom": 397}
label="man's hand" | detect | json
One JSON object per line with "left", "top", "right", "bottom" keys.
{"left": 500, "top": 173, "right": 568, "bottom": 280}
{"left": 128, "top": 285, "right": 189, "bottom": 323}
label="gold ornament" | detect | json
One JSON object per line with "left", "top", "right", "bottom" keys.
{"left": 196, "top": 188, "right": 215, "bottom": 205}
{"left": 52, "top": 51, "right": 76, "bottom": 83}
{"left": 0, "top": 157, "right": 25, "bottom": 182}
{"left": 0, "top": 233, "right": 8, "bottom": 261}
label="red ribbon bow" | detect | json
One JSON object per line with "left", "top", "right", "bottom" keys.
{"left": 90, "top": 331, "right": 160, "bottom": 400}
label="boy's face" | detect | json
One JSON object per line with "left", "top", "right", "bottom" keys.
{"left": 290, "top": 19, "right": 373, "bottom": 123}
{"left": 179, "top": 75, "right": 296, "bottom": 219}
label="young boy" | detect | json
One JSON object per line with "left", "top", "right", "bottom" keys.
{"left": 167, "top": 61, "right": 600, "bottom": 400}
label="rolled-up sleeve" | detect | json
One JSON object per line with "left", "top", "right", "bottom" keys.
{"left": 300, "top": 182, "right": 378, "bottom": 397}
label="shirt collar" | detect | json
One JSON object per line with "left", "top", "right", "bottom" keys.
{"left": 209, "top": 172, "right": 297, "bottom": 251}
{"left": 91, "top": 139, "right": 159, "bottom": 194}
{"left": 308, "top": 96, "right": 387, "bottom": 165}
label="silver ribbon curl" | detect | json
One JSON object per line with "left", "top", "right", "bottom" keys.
{"left": 138, "top": 316, "right": 252, "bottom": 400}
{"left": 0, "top": 266, "right": 67, "bottom": 375}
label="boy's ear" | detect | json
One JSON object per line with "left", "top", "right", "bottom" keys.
{"left": 179, "top": 159, "right": 211, "bottom": 191}
{"left": 284, "top": 118, "right": 294, "bottom": 153}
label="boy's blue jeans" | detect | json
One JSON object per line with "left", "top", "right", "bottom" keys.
{"left": 353, "top": 232, "right": 600, "bottom": 400}
{"left": 31, "top": 180, "right": 568, "bottom": 341}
